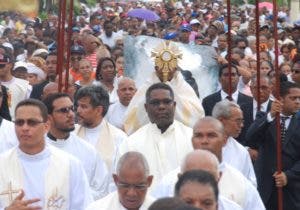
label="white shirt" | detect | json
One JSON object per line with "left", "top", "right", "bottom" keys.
{"left": 0, "top": 118, "right": 18, "bottom": 153}
{"left": 222, "top": 137, "right": 257, "bottom": 187}
{"left": 98, "top": 32, "right": 121, "bottom": 49}
{"left": 219, "top": 196, "right": 243, "bottom": 210}
{"left": 105, "top": 101, "right": 127, "bottom": 130}
{"left": 221, "top": 89, "right": 239, "bottom": 102}
{"left": 46, "top": 133, "right": 109, "bottom": 200}
{"left": 253, "top": 99, "right": 270, "bottom": 120}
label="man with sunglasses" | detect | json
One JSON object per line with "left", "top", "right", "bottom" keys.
{"left": 0, "top": 52, "right": 32, "bottom": 120}
{"left": 43, "top": 93, "right": 109, "bottom": 200}
{"left": 86, "top": 152, "right": 154, "bottom": 210}
{"left": 0, "top": 99, "right": 92, "bottom": 210}
{"left": 118, "top": 83, "right": 193, "bottom": 191}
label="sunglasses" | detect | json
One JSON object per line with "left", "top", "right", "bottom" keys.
{"left": 14, "top": 119, "right": 45, "bottom": 127}
{"left": 71, "top": 56, "right": 82, "bottom": 62}
{"left": 53, "top": 106, "right": 74, "bottom": 114}
{"left": 0, "top": 64, "right": 6, "bottom": 68}
{"left": 292, "top": 70, "right": 300, "bottom": 74}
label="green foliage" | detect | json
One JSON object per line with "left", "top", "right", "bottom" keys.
{"left": 86, "top": 0, "right": 97, "bottom": 7}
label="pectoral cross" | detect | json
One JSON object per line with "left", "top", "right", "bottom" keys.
{"left": 0, "top": 182, "right": 20, "bottom": 202}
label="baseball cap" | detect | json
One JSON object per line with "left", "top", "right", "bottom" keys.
{"left": 163, "top": 32, "right": 178, "bottom": 40}
{"left": 70, "top": 45, "right": 85, "bottom": 55}
{"left": 180, "top": 24, "right": 192, "bottom": 32}
{"left": 190, "top": 19, "right": 200, "bottom": 25}
{"left": 72, "top": 27, "right": 80, "bottom": 33}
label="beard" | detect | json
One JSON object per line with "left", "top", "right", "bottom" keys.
{"left": 59, "top": 126, "right": 75, "bottom": 133}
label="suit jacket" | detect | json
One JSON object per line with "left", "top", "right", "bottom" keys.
{"left": 246, "top": 113, "right": 300, "bottom": 210}
{"left": 29, "top": 80, "right": 49, "bottom": 100}
{"left": 240, "top": 100, "right": 272, "bottom": 146}
{"left": 202, "top": 90, "right": 253, "bottom": 116}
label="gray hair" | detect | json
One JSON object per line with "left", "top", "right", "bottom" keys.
{"left": 193, "top": 116, "right": 224, "bottom": 134}
{"left": 250, "top": 74, "right": 272, "bottom": 85}
{"left": 247, "top": 35, "right": 256, "bottom": 43}
{"left": 116, "top": 151, "right": 150, "bottom": 176}
{"left": 212, "top": 100, "right": 240, "bottom": 119}
{"left": 117, "top": 77, "right": 136, "bottom": 89}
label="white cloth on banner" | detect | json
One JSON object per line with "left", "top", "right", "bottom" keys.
{"left": 46, "top": 133, "right": 109, "bottom": 200}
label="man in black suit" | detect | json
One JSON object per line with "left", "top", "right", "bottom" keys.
{"left": 246, "top": 81, "right": 300, "bottom": 210}
{"left": 202, "top": 64, "right": 252, "bottom": 116}
{"left": 241, "top": 75, "right": 272, "bottom": 151}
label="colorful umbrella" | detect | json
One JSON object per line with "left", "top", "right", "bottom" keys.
{"left": 127, "top": 8, "right": 160, "bottom": 22}
{"left": 258, "top": 2, "right": 273, "bottom": 10}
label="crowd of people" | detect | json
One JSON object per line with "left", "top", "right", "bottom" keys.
{"left": 0, "top": 0, "right": 300, "bottom": 210}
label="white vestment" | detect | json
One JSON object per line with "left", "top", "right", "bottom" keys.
{"left": 74, "top": 119, "right": 127, "bottom": 173}
{"left": 105, "top": 101, "right": 127, "bottom": 130}
{"left": 222, "top": 137, "right": 257, "bottom": 187}
{"left": 123, "top": 72, "right": 204, "bottom": 135}
{"left": 0, "top": 145, "right": 92, "bottom": 210}
{"left": 219, "top": 196, "right": 243, "bottom": 210}
{"left": 1, "top": 77, "right": 31, "bottom": 119}
{"left": 0, "top": 118, "right": 18, "bottom": 153}
{"left": 119, "top": 120, "right": 193, "bottom": 190}
{"left": 152, "top": 163, "right": 265, "bottom": 210}
{"left": 86, "top": 191, "right": 154, "bottom": 210}
{"left": 46, "top": 133, "right": 109, "bottom": 200}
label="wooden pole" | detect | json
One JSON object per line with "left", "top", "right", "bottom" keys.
{"left": 272, "top": 0, "right": 283, "bottom": 209}
{"left": 255, "top": 0, "right": 261, "bottom": 111}
{"left": 65, "top": 0, "right": 74, "bottom": 92}
{"left": 226, "top": 0, "right": 232, "bottom": 99}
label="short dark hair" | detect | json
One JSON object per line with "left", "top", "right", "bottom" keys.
{"left": 218, "top": 63, "right": 238, "bottom": 78}
{"left": 15, "top": 99, "right": 48, "bottom": 121}
{"left": 175, "top": 170, "right": 219, "bottom": 201}
{"left": 280, "top": 81, "right": 300, "bottom": 97}
{"left": 145, "top": 83, "right": 174, "bottom": 103}
{"left": 96, "top": 57, "right": 116, "bottom": 81}
{"left": 43, "top": 93, "right": 71, "bottom": 114}
{"left": 75, "top": 85, "right": 110, "bottom": 117}
{"left": 148, "top": 197, "right": 197, "bottom": 210}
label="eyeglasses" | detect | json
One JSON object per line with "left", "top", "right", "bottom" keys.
{"left": 148, "top": 99, "right": 174, "bottom": 106}
{"left": 0, "top": 64, "right": 6, "bottom": 68}
{"left": 116, "top": 182, "right": 148, "bottom": 191}
{"left": 14, "top": 119, "right": 45, "bottom": 127}
{"left": 222, "top": 72, "right": 238, "bottom": 77}
{"left": 53, "top": 106, "right": 74, "bottom": 114}
{"left": 71, "top": 56, "right": 82, "bottom": 62}
{"left": 292, "top": 69, "right": 300, "bottom": 74}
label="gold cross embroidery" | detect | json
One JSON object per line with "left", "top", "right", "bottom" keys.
{"left": 0, "top": 182, "right": 20, "bottom": 202}
{"left": 47, "top": 188, "right": 65, "bottom": 210}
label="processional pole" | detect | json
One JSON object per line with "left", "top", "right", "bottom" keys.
{"left": 226, "top": 0, "right": 232, "bottom": 99}
{"left": 255, "top": 0, "right": 261, "bottom": 110}
{"left": 272, "top": 0, "right": 284, "bottom": 209}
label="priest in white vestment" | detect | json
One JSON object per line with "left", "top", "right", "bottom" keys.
{"left": 152, "top": 118, "right": 265, "bottom": 210}
{"left": 118, "top": 83, "right": 193, "bottom": 190}
{"left": 106, "top": 77, "right": 137, "bottom": 130}
{"left": 123, "top": 70, "right": 204, "bottom": 135}
{"left": 86, "top": 152, "right": 155, "bottom": 210}
{"left": 0, "top": 99, "right": 92, "bottom": 210}
{"left": 74, "top": 85, "right": 127, "bottom": 173}
{"left": 43, "top": 93, "right": 109, "bottom": 200}
{"left": 0, "top": 117, "right": 18, "bottom": 153}
{"left": 212, "top": 100, "right": 257, "bottom": 186}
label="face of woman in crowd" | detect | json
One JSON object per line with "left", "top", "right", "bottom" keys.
{"left": 100, "top": 59, "right": 116, "bottom": 82}
{"left": 79, "top": 60, "right": 93, "bottom": 80}
{"left": 260, "top": 61, "right": 272, "bottom": 75}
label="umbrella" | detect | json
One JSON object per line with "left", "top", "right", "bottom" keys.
{"left": 258, "top": 2, "right": 273, "bottom": 10}
{"left": 127, "top": 8, "right": 160, "bottom": 22}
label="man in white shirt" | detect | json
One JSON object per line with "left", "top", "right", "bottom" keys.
{"left": 119, "top": 83, "right": 193, "bottom": 189}
{"left": 212, "top": 100, "right": 257, "bottom": 186}
{"left": 106, "top": 77, "right": 137, "bottom": 130}
{"left": 99, "top": 21, "right": 121, "bottom": 49}
{"left": 0, "top": 52, "right": 31, "bottom": 119}
{"left": 74, "top": 85, "right": 127, "bottom": 172}
{"left": 0, "top": 99, "right": 92, "bottom": 210}
{"left": 86, "top": 151, "right": 155, "bottom": 210}
{"left": 43, "top": 93, "right": 109, "bottom": 200}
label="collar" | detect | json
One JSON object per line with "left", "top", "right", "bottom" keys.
{"left": 47, "top": 132, "right": 70, "bottom": 141}
{"left": 221, "top": 89, "right": 239, "bottom": 102}
{"left": 253, "top": 99, "right": 270, "bottom": 111}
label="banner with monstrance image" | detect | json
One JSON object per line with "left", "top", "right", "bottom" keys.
{"left": 123, "top": 35, "right": 220, "bottom": 100}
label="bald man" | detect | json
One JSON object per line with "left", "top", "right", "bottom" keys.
{"left": 41, "top": 82, "right": 58, "bottom": 100}
{"left": 152, "top": 117, "right": 265, "bottom": 210}
{"left": 86, "top": 151, "right": 155, "bottom": 210}
{"left": 106, "top": 77, "right": 137, "bottom": 130}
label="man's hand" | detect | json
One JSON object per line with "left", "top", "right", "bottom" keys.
{"left": 270, "top": 99, "right": 283, "bottom": 118}
{"left": 248, "top": 148, "right": 259, "bottom": 161}
{"left": 273, "top": 171, "right": 288, "bottom": 187}
{"left": 5, "top": 190, "right": 41, "bottom": 210}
